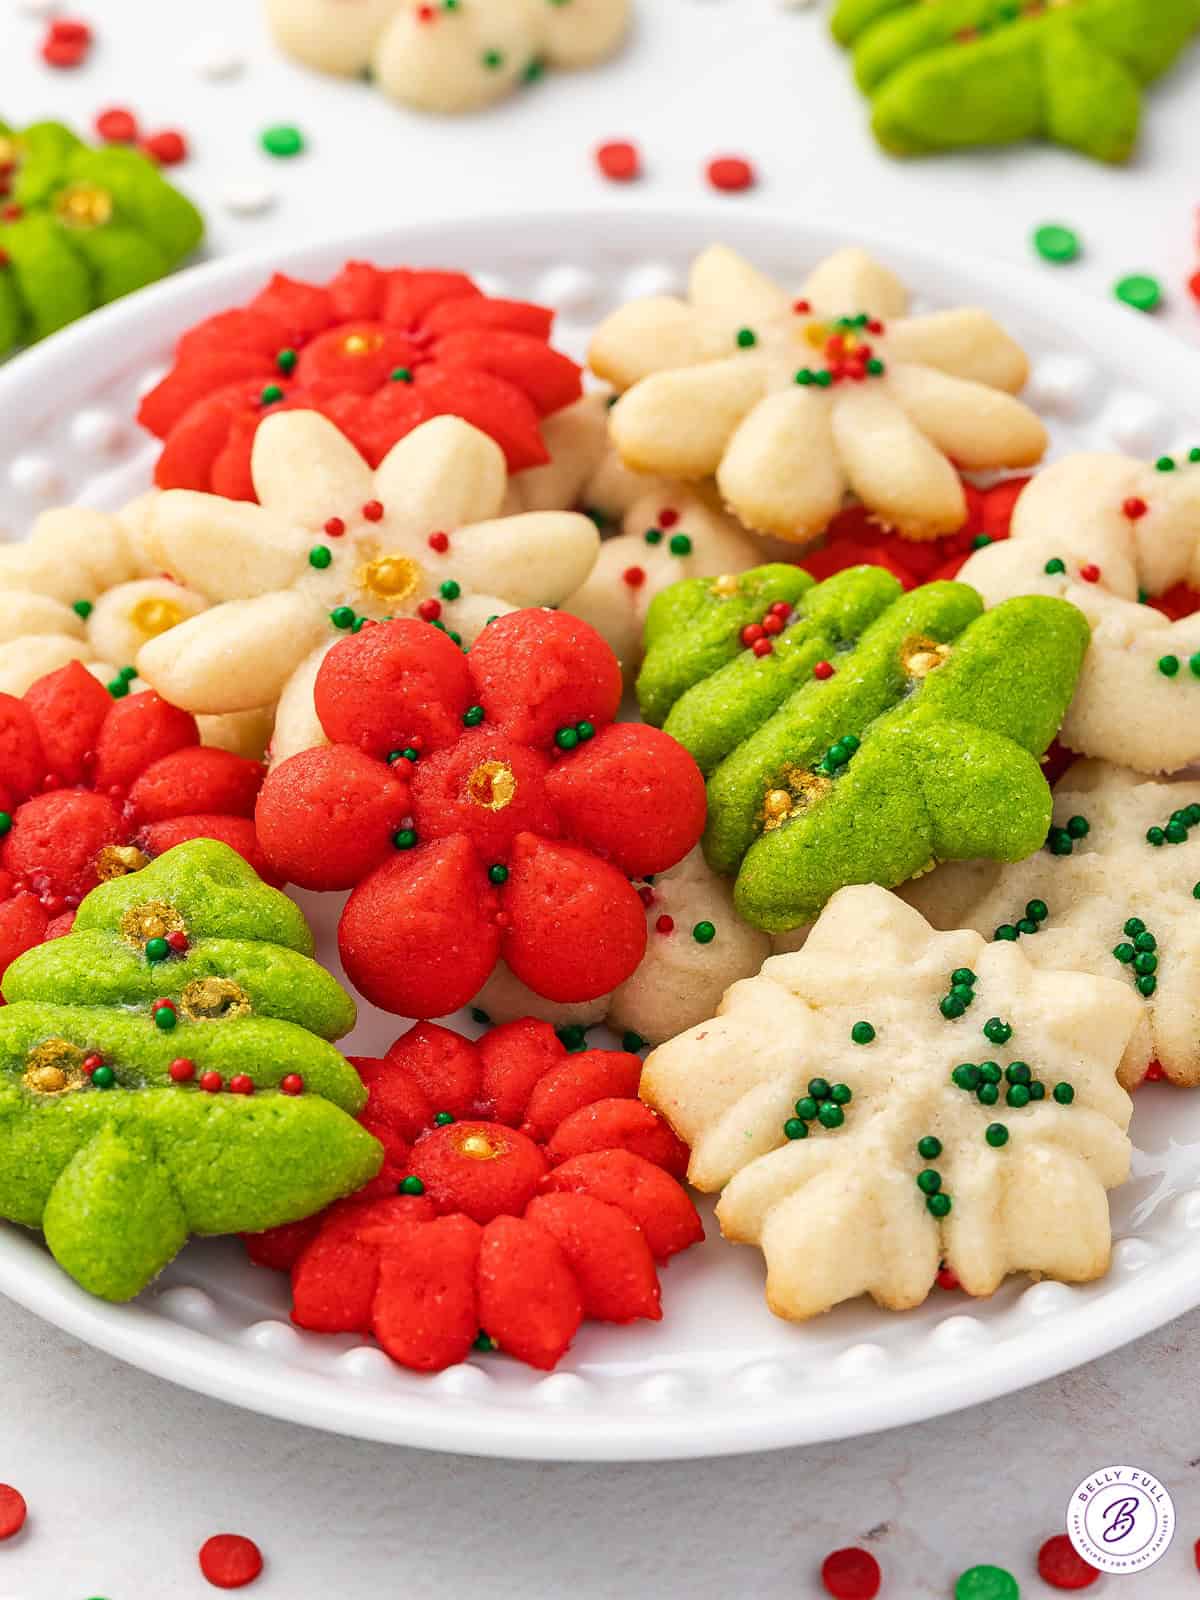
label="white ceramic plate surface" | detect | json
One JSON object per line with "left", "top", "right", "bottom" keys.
{"left": 1, "top": 207, "right": 1200, "bottom": 1461}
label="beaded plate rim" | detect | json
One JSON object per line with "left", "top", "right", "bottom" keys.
{"left": 0, "top": 205, "right": 1199, "bottom": 1462}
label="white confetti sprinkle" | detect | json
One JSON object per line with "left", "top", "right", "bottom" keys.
{"left": 189, "top": 38, "right": 246, "bottom": 80}
{"left": 18, "top": 0, "right": 58, "bottom": 15}
{"left": 223, "top": 182, "right": 275, "bottom": 217}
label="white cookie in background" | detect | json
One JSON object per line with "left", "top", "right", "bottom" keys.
{"left": 906, "top": 759, "right": 1200, "bottom": 1089}
{"left": 134, "top": 410, "right": 599, "bottom": 749}
{"left": 265, "top": 0, "right": 631, "bottom": 113}
{"left": 642, "top": 883, "right": 1140, "bottom": 1320}
{"left": 955, "top": 450, "right": 1200, "bottom": 774}
{"left": 590, "top": 244, "right": 1045, "bottom": 543}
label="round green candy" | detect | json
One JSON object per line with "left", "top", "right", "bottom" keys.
{"left": 1112, "top": 942, "right": 1135, "bottom": 964}
{"left": 978, "top": 1062, "right": 1002, "bottom": 1085}
{"left": 951, "top": 1064, "right": 981, "bottom": 1090}
{"left": 400, "top": 1175, "right": 425, "bottom": 1196}
{"left": 1005, "top": 1084, "right": 1030, "bottom": 1108}
{"left": 692, "top": 920, "right": 716, "bottom": 944}
{"left": 926, "top": 1193, "right": 952, "bottom": 1218}
{"left": 1124, "top": 917, "right": 1146, "bottom": 937}
{"left": 917, "top": 1135, "right": 942, "bottom": 1159}
{"left": 994, "top": 924, "right": 1018, "bottom": 942}
{"left": 1004, "top": 1061, "right": 1031, "bottom": 1085}
{"left": 940, "top": 995, "right": 966, "bottom": 1019}
{"left": 954, "top": 1565, "right": 1019, "bottom": 1600}
{"left": 985, "top": 1122, "right": 1009, "bottom": 1148}
{"left": 1053, "top": 1082, "right": 1075, "bottom": 1104}
{"left": 1033, "top": 223, "right": 1080, "bottom": 264}
{"left": 817, "top": 1102, "right": 844, "bottom": 1130}
{"left": 983, "top": 1018, "right": 1012, "bottom": 1044}
{"left": 144, "top": 937, "right": 170, "bottom": 963}
{"left": 783, "top": 1117, "right": 807, "bottom": 1140}
{"left": 1115, "top": 273, "right": 1162, "bottom": 313}
{"left": 977, "top": 1082, "right": 1000, "bottom": 1106}
{"left": 850, "top": 1021, "right": 875, "bottom": 1045}
{"left": 795, "top": 1097, "right": 819, "bottom": 1121}
{"left": 262, "top": 124, "right": 305, "bottom": 158}
{"left": 916, "top": 1168, "right": 942, "bottom": 1195}
{"left": 829, "top": 1082, "right": 852, "bottom": 1106}
{"left": 1026, "top": 900, "right": 1048, "bottom": 923}
{"left": 808, "top": 1077, "right": 831, "bottom": 1100}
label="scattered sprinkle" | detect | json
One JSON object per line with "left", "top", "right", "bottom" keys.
{"left": 199, "top": 1533, "right": 263, "bottom": 1589}
{"left": 706, "top": 154, "right": 756, "bottom": 192}
{"left": 261, "top": 124, "right": 305, "bottom": 159}
{"left": 1036, "top": 1533, "right": 1099, "bottom": 1589}
{"left": 0, "top": 1484, "right": 27, "bottom": 1541}
{"left": 596, "top": 139, "right": 640, "bottom": 181}
{"left": 820, "top": 1545, "right": 882, "bottom": 1599}
{"left": 1114, "top": 273, "right": 1162, "bottom": 313}
{"left": 1033, "top": 223, "right": 1080, "bottom": 264}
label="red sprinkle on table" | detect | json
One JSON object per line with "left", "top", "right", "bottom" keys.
{"left": 821, "top": 1546, "right": 882, "bottom": 1600}
{"left": 199, "top": 1533, "right": 264, "bottom": 1590}
{"left": 1079, "top": 564, "right": 1101, "bottom": 583}
{"left": 596, "top": 140, "right": 641, "bottom": 182}
{"left": 141, "top": 129, "right": 188, "bottom": 166}
{"left": 1037, "top": 1534, "right": 1099, "bottom": 1590}
{"left": 0, "top": 1484, "right": 27, "bottom": 1541}
{"left": 95, "top": 106, "right": 138, "bottom": 144}
{"left": 707, "top": 155, "right": 756, "bottom": 193}
{"left": 41, "top": 19, "right": 92, "bottom": 69}
{"left": 1189, "top": 269, "right": 1200, "bottom": 304}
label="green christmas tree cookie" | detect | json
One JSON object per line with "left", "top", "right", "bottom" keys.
{"left": 830, "top": 0, "right": 1200, "bottom": 163}
{"left": 0, "top": 120, "right": 204, "bottom": 353}
{"left": 0, "top": 840, "right": 379, "bottom": 1301}
{"left": 638, "top": 564, "right": 1089, "bottom": 932}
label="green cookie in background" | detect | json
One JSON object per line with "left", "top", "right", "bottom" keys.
{"left": 0, "top": 119, "right": 204, "bottom": 353}
{"left": 0, "top": 840, "right": 379, "bottom": 1302}
{"left": 830, "top": 0, "right": 1200, "bottom": 163}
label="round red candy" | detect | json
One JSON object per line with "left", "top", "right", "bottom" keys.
{"left": 95, "top": 106, "right": 138, "bottom": 143}
{"left": 1037, "top": 1534, "right": 1098, "bottom": 1590}
{"left": 1189, "top": 268, "right": 1200, "bottom": 304}
{"left": 821, "top": 1546, "right": 881, "bottom": 1600}
{"left": 707, "top": 155, "right": 756, "bottom": 193}
{"left": 141, "top": 129, "right": 188, "bottom": 166}
{"left": 199, "top": 1533, "right": 264, "bottom": 1589}
{"left": 596, "top": 140, "right": 641, "bottom": 182}
{"left": 0, "top": 1483, "right": 27, "bottom": 1541}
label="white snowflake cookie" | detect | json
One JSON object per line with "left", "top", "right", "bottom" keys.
{"left": 265, "top": 0, "right": 631, "bottom": 114}
{"left": 133, "top": 410, "right": 600, "bottom": 759}
{"left": 473, "top": 845, "right": 774, "bottom": 1045}
{"left": 641, "top": 884, "right": 1140, "bottom": 1318}
{"left": 955, "top": 449, "right": 1200, "bottom": 774}
{"left": 906, "top": 760, "right": 1200, "bottom": 1090}
{"left": 589, "top": 245, "right": 1047, "bottom": 543}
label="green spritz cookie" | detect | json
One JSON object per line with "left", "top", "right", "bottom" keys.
{"left": 0, "top": 119, "right": 204, "bottom": 351}
{"left": 830, "top": 0, "right": 1200, "bottom": 164}
{"left": 0, "top": 841, "right": 379, "bottom": 1301}
{"left": 638, "top": 564, "right": 1090, "bottom": 932}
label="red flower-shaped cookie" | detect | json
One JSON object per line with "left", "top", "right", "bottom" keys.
{"left": 138, "top": 261, "right": 583, "bottom": 499}
{"left": 0, "top": 661, "right": 270, "bottom": 985}
{"left": 244, "top": 1018, "right": 704, "bottom": 1372}
{"left": 255, "top": 609, "right": 707, "bottom": 1017}
{"left": 800, "top": 475, "right": 1028, "bottom": 590}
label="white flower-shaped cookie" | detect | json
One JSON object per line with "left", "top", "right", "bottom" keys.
{"left": 641, "top": 884, "right": 1139, "bottom": 1318}
{"left": 590, "top": 245, "right": 1047, "bottom": 543}
{"left": 906, "top": 760, "right": 1200, "bottom": 1090}
{"left": 956, "top": 450, "right": 1200, "bottom": 774}
{"left": 0, "top": 501, "right": 207, "bottom": 691}
{"left": 265, "top": 0, "right": 630, "bottom": 114}
{"left": 134, "top": 410, "right": 600, "bottom": 754}
{"left": 474, "top": 845, "right": 774, "bottom": 1045}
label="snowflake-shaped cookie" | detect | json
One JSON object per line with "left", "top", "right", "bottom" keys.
{"left": 956, "top": 449, "right": 1200, "bottom": 774}
{"left": 265, "top": 0, "right": 631, "bottom": 114}
{"left": 0, "top": 502, "right": 206, "bottom": 696}
{"left": 134, "top": 409, "right": 600, "bottom": 738}
{"left": 906, "top": 760, "right": 1200, "bottom": 1090}
{"left": 589, "top": 244, "right": 1047, "bottom": 543}
{"left": 641, "top": 884, "right": 1139, "bottom": 1317}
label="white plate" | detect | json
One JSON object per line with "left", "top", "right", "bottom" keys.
{"left": 2, "top": 207, "right": 1200, "bottom": 1462}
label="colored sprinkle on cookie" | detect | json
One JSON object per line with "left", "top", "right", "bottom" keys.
{"left": 198, "top": 1533, "right": 264, "bottom": 1589}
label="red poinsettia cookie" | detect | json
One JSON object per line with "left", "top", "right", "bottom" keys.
{"left": 245, "top": 1018, "right": 703, "bottom": 1373}
{"left": 255, "top": 609, "right": 707, "bottom": 1016}
{"left": 0, "top": 661, "right": 270, "bottom": 984}
{"left": 138, "top": 261, "right": 583, "bottom": 498}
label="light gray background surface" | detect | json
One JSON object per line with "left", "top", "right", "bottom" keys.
{"left": 1, "top": 0, "right": 1199, "bottom": 1593}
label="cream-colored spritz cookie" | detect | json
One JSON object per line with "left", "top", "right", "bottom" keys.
{"left": 135, "top": 410, "right": 600, "bottom": 736}
{"left": 501, "top": 390, "right": 673, "bottom": 521}
{"left": 472, "top": 846, "right": 773, "bottom": 1046}
{"left": 265, "top": 0, "right": 631, "bottom": 114}
{"left": 564, "top": 487, "right": 762, "bottom": 675}
{"left": 906, "top": 760, "right": 1200, "bottom": 1089}
{"left": 0, "top": 504, "right": 208, "bottom": 696}
{"left": 641, "top": 884, "right": 1139, "bottom": 1319}
{"left": 590, "top": 244, "right": 1046, "bottom": 542}
{"left": 955, "top": 450, "right": 1200, "bottom": 773}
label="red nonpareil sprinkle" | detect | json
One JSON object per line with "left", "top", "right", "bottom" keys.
{"left": 0, "top": 1484, "right": 27, "bottom": 1541}
{"left": 427, "top": 531, "right": 450, "bottom": 553}
{"left": 741, "top": 623, "right": 765, "bottom": 646}
{"left": 751, "top": 638, "right": 773, "bottom": 657}
{"left": 199, "top": 1533, "right": 264, "bottom": 1590}
{"left": 793, "top": 299, "right": 811, "bottom": 314}
{"left": 417, "top": 1, "right": 437, "bottom": 18}
{"left": 655, "top": 914, "right": 675, "bottom": 935}
{"left": 1122, "top": 496, "right": 1148, "bottom": 520}
{"left": 761, "top": 614, "right": 785, "bottom": 636}
{"left": 169, "top": 1057, "right": 196, "bottom": 1083}
{"left": 1037, "top": 1533, "right": 1099, "bottom": 1590}
{"left": 167, "top": 930, "right": 189, "bottom": 953}
{"left": 936, "top": 1264, "right": 960, "bottom": 1291}
{"left": 706, "top": 155, "right": 756, "bottom": 193}
{"left": 417, "top": 598, "right": 442, "bottom": 622}
{"left": 638, "top": 885, "right": 655, "bottom": 908}
{"left": 1079, "top": 564, "right": 1101, "bottom": 583}
{"left": 153, "top": 997, "right": 177, "bottom": 1014}
{"left": 1189, "top": 269, "right": 1200, "bottom": 304}
{"left": 820, "top": 1546, "right": 882, "bottom": 1600}
{"left": 622, "top": 566, "right": 646, "bottom": 588}
{"left": 595, "top": 140, "right": 641, "bottom": 182}
{"left": 50, "top": 19, "right": 92, "bottom": 43}
{"left": 768, "top": 601, "right": 791, "bottom": 617}
{"left": 1, "top": 204, "right": 22, "bottom": 222}
{"left": 42, "top": 20, "right": 92, "bottom": 68}
{"left": 362, "top": 499, "right": 384, "bottom": 522}
{"left": 324, "top": 516, "right": 345, "bottom": 538}
{"left": 141, "top": 129, "right": 188, "bottom": 166}
{"left": 657, "top": 508, "right": 680, "bottom": 529}
{"left": 229, "top": 1074, "right": 255, "bottom": 1096}
{"left": 1144, "top": 1061, "right": 1166, "bottom": 1083}
{"left": 95, "top": 106, "right": 138, "bottom": 144}
{"left": 81, "top": 1053, "right": 103, "bottom": 1076}
{"left": 280, "top": 1073, "right": 304, "bottom": 1095}
{"left": 813, "top": 660, "right": 835, "bottom": 680}
{"left": 199, "top": 1071, "right": 223, "bottom": 1094}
